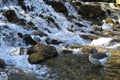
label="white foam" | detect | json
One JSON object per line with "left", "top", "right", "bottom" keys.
{"left": 72, "top": 48, "right": 83, "bottom": 54}
{"left": 90, "top": 37, "right": 113, "bottom": 47}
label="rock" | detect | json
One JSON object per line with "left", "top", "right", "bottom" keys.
{"left": 27, "top": 44, "right": 58, "bottom": 64}
{"left": 32, "top": 30, "right": 47, "bottom": 37}
{"left": 105, "top": 18, "right": 114, "bottom": 23}
{"left": 79, "top": 5, "right": 106, "bottom": 20}
{"left": 72, "top": 4, "right": 106, "bottom": 25}
{"left": 23, "top": 34, "right": 37, "bottom": 45}
{"left": 81, "top": 46, "right": 103, "bottom": 53}
{"left": 45, "top": 1, "right": 68, "bottom": 16}
{"left": 28, "top": 53, "right": 45, "bottom": 64}
{"left": 17, "top": 32, "right": 23, "bottom": 38}
{"left": 0, "top": 59, "right": 5, "bottom": 68}
{"left": 46, "top": 38, "right": 62, "bottom": 44}
{"left": 62, "top": 49, "right": 73, "bottom": 54}
{"left": 16, "top": 19, "right": 26, "bottom": 26}
{"left": 75, "top": 22, "right": 84, "bottom": 27}
{"left": 47, "top": 16, "right": 61, "bottom": 29}
{"left": 3, "top": 9, "right": 26, "bottom": 25}
{"left": 27, "top": 21, "right": 34, "bottom": 26}
{"left": 3, "top": 10, "right": 18, "bottom": 22}
{"left": 80, "top": 35, "right": 100, "bottom": 40}
{"left": 18, "top": 0, "right": 34, "bottom": 11}
{"left": 18, "top": 0, "right": 27, "bottom": 11}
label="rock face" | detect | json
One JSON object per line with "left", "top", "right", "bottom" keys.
{"left": 27, "top": 44, "right": 58, "bottom": 64}
{"left": 0, "top": 59, "right": 5, "bottom": 68}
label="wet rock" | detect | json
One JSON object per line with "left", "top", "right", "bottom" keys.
{"left": 16, "top": 19, "right": 26, "bottom": 26}
{"left": 18, "top": 0, "right": 26, "bottom": 11}
{"left": 62, "top": 49, "right": 73, "bottom": 54}
{"left": 18, "top": 0, "right": 34, "bottom": 12}
{"left": 3, "top": 9, "right": 27, "bottom": 25}
{"left": 47, "top": 16, "right": 61, "bottom": 29}
{"left": 27, "top": 44, "right": 58, "bottom": 64}
{"left": 45, "top": 1, "right": 68, "bottom": 16}
{"left": 94, "top": 27, "right": 102, "bottom": 31}
{"left": 105, "top": 18, "right": 114, "bottom": 23}
{"left": 67, "top": 26, "right": 74, "bottom": 32}
{"left": 78, "top": 5, "right": 106, "bottom": 20}
{"left": 75, "top": 22, "right": 84, "bottom": 27}
{"left": 3, "top": 10, "right": 18, "bottom": 22}
{"left": 17, "top": 32, "right": 23, "bottom": 38}
{"left": 81, "top": 46, "right": 103, "bottom": 53}
{"left": 72, "top": 4, "right": 106, "bottom": 25}
{"left": 46, "top": 38, "right": 62, "bottom": 44}
{"left": 27, "top": 21, "right": 34, "bottom": 26}
{"left": 23, "top": 34, "right": 37, "bottom": 45}
{"left": 32, "top": 30, "right": 47, "bottom": 37}
{"left": 28, "top": 53, "right": 45, "bottom": 64}
{"left": 0, "top": 59, "right": 5, "bottom": 68}
{"left": 80, "top": 35, "right": 100, "bottom": 40}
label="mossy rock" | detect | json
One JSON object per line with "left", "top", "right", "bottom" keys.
{"left": 106, "top": 18, "right": 114, "bottom": 23}
{"left": 27, "top": 44, "right": 58, "bottom": 64}
{"left": 28, "top": 53, "right": 45, "bottom": 64}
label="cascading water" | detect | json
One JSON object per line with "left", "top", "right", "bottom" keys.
{"left": 0, "top": 0, "right": 87, "bottom": 79}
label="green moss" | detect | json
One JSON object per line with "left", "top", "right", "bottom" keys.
{"left": 28, "top": 53, "right": 45, "bottom": 64}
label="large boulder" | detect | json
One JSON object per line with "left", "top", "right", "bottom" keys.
{"left": 27, "top": 44, "right": 58, "bottom": 64}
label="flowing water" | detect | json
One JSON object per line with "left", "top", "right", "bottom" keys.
{"left": 0, "top": 0, "right": 120, "bottom": 80}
